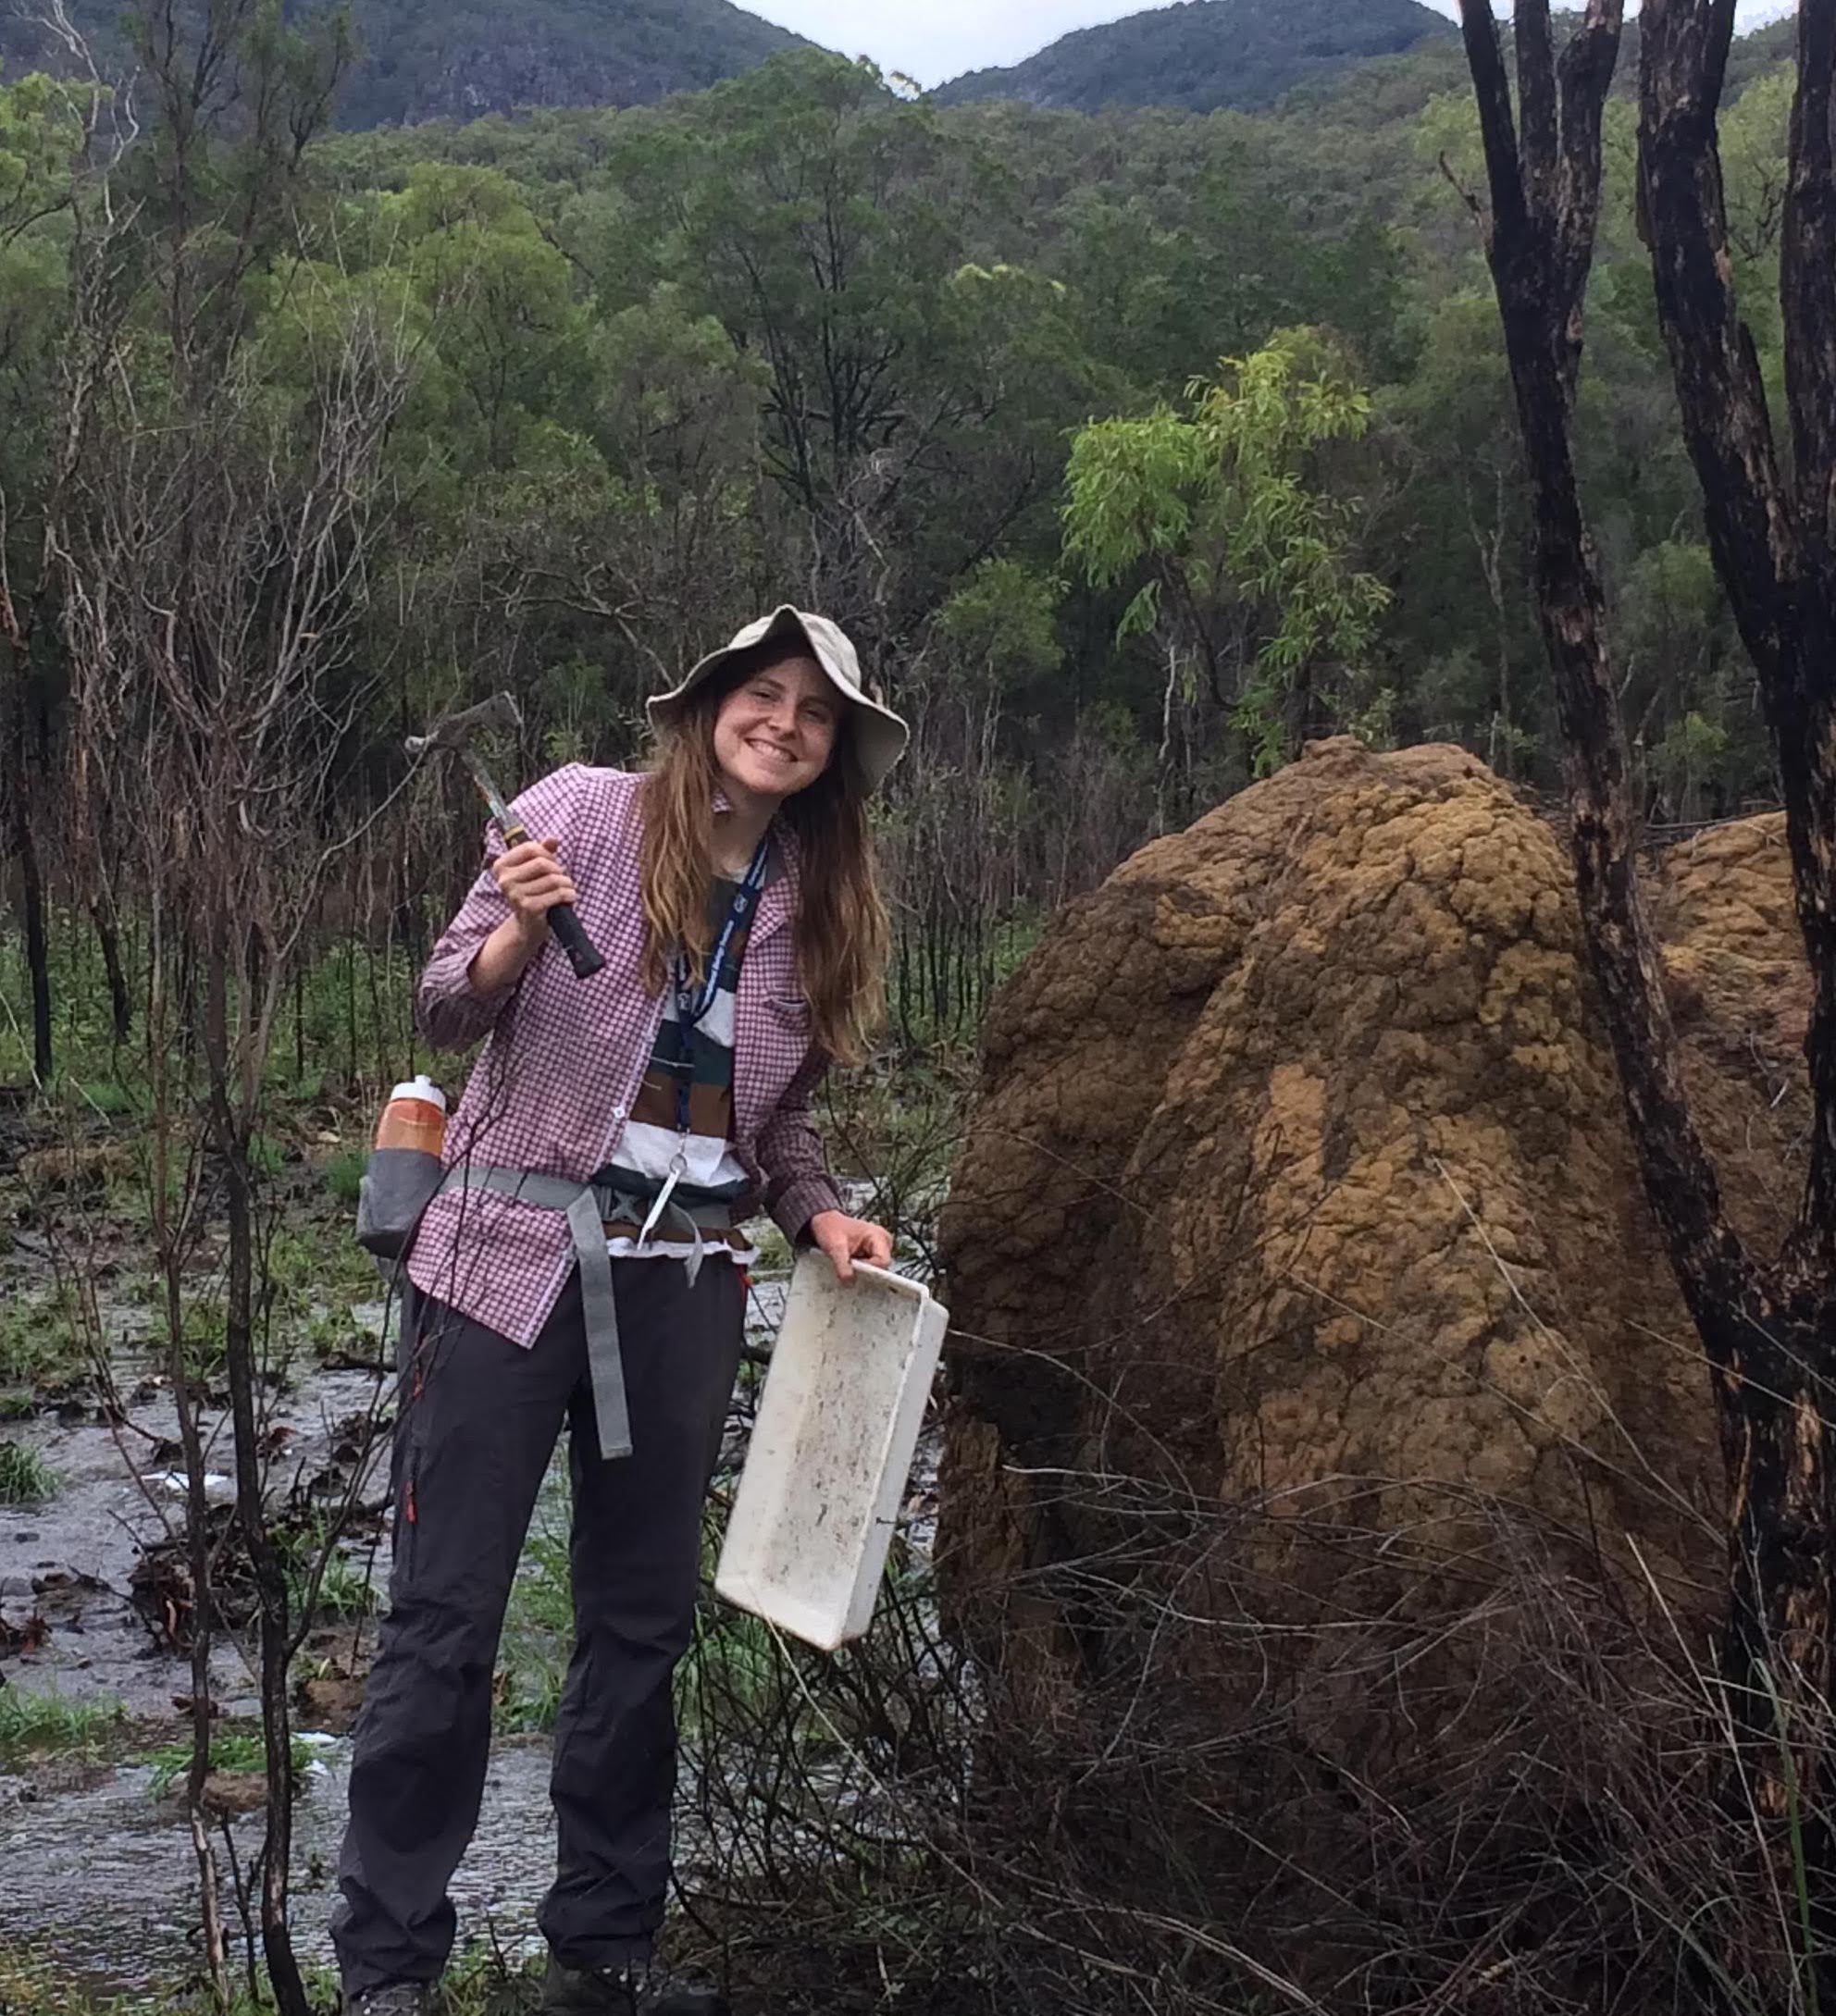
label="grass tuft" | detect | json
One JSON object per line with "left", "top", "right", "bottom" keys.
{"left": 495, "top": 1515, "right": 573, "bottom": 1734}
{"left": 0, "top": 1688, "right": 126, "bottom": 1759}
{"left": 321, "top": 1146, "right": 367, "bottom": 1206}
{"left": 143, "top": 1724, "right": 316, "bottom": 1800}
{"left": 0, "top": 1441, "right": 56, "bottom": 1504}
{"left": 0, "top": 1303, "right": 87, "bottom": 1391}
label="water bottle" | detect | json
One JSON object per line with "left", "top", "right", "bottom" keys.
{"left": 374, "top": 1076, "right": 447, "bottom": 1156}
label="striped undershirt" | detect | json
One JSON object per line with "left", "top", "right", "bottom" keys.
{"left": 595, "top": 870, "right": 763, "bottom": 1261}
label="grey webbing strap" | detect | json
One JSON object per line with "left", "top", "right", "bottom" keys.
{"left": 566, "top": 1186, "right": 630, "bottom": 1461}
{"left": 436, "top": 1167, "right": 631, "bottom": 1460}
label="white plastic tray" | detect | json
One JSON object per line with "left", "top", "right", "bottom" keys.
{"left": 715, "top": 1252, "right": 948, "bottom": 1651}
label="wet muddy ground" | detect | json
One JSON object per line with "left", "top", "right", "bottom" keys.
{"left": 0, "top": 1206, "right": 941, "bottom": 1996}
{"left": 0, "top": 1722, "right": 563, "bottom": 1982}
{"left": 3, "top": 1335, "right": 396, "bottom": 1721}
{"left": 0, "top": 1224, "right": 397, "bottom": 1981}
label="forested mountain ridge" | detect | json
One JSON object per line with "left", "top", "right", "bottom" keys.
{"left": 0, "top": 0, "right": 812, "bottom": 127}
{"left": 932, "top": 0, "right": 1455, "bottom": 115}
{"left": 0, "top": 1, "right": 1795, "bottom": 133}
{"left": 0, "top": 18, "right": 1806, "bottom": 1081}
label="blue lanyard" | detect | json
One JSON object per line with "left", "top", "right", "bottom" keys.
{"left": 639, "top": 837, "right": 771, "bottom": 1233}
{"left": 672, "top": 835, "right": 770, "bottom": 1060}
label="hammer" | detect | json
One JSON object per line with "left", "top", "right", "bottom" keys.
{"left": 408, "top": 693, "right": 606, "bottom": 980}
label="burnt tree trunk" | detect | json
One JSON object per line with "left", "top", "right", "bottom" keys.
{"left": 2, "top": 650, "right": 54, "bottom": 1087}
{"left": 1636, "top": 0, "right": 1836, "bottom": 1817}
{"left": 92, "top": 897, "right": 131, "bottom": 1045}
{"left": 1458, "top": 0, "right": 1836, "bottom": 1960}
{"left": 12, "top": 775, "right": 53, "bottom": 1087}
{"left": 146, "top": 908, "right": 232, "bottom": 2008}
{"left": 205, "top": 934, "right": 309, "bottom": 2016}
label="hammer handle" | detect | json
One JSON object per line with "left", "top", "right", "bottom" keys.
{"left": 501, "top": 816, "right": 607, "bottom": 981}
{"left": 544, "top": 902, "right": 607, "bottom": 981}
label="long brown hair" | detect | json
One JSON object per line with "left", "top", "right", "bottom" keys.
{"left": 638, "top": 650, "right": 891, "bottom": 1066}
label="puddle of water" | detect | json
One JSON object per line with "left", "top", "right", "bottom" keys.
{"left": 3, "top": 1357, "right": 396, "bottom": 1719}
{"left": 0, "top": 1733, "right": 561, "bottom": 1978}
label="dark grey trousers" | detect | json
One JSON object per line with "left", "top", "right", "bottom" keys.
{"left": 330, "top": 1257, "right": 746, "bottom": 1997}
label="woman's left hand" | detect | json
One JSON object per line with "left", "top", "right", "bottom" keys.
{"left": 808, "top": 1210, "right": 893, "bottom": 1284}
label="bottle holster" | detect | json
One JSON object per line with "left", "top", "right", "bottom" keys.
{"left": 355, "top": 1145, "right": 445, "bottom": 1262}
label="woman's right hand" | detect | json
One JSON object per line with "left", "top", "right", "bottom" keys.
{"left": 492, "top": 838, "right": 579, "bottom": 945}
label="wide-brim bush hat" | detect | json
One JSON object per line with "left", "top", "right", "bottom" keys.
{"left": 647, "top": 605, "right": 909, "bottom": 792}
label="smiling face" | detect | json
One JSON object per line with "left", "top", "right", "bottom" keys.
{"left": 711, "top": 651, "right": 841, "bottom": 810}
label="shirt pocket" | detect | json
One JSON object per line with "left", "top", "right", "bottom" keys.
{"left": 734, "top": 931, "right": 813, "bottom": 1123}
{"left": 751, "top": 934, "right": 810, "bottom": 1031}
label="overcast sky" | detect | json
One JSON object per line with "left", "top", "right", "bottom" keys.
{"left": 743, "top": 0, "right": 1797, "bottom": 92}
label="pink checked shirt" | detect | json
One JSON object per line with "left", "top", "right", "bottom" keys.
{"left": 405, "top": 764, "right": 843, "bottom": 1347}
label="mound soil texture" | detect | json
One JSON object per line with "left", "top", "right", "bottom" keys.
{"left": 938, "top": 739, "right": 1805, "bottom": 1774}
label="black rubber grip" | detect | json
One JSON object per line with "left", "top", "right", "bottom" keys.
{"left": 548, "top": 901, "right": 606, "bottom": 979}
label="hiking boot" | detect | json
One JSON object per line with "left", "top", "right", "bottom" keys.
{"left": 344, "top": 1987, "right": 432, "bottom": 2016}
{"left": 541, "top": 1955, "right": 729, "bottom": 2016}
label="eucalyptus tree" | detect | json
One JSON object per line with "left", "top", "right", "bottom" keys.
{"left": 1063, "top": 325, "right": 1389, "bottom": 813}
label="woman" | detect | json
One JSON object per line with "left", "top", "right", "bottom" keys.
{"left": 333, "top": 607, "right": 906, "bottom": 2016}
